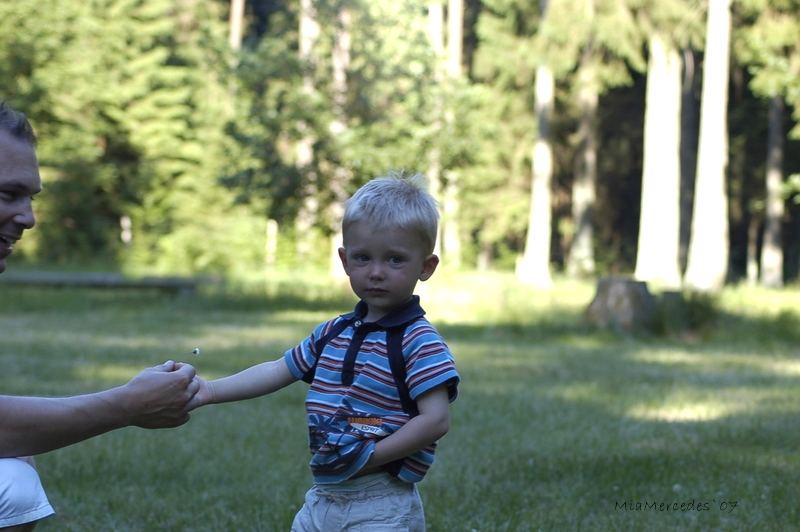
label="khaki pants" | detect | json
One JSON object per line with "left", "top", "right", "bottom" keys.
{"left": 291, "top": 473, "right": 425, "bottom": 531}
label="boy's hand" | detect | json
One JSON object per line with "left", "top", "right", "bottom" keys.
{"left": 185, "top": 375, "right": 214, "bottom": 411}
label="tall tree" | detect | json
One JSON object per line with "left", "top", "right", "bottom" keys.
{"left": 634, "top": 33, "right": 683, "bottom": 288}
{"left": 426, "top": 1, "right": 445, "bottom": 257}
{"left": 736, "top": 0, "right": 800, "bottom": 287}
{"left": 568, "top": 45, "right": 599, "bottom": 277}
{"left": 539, "top": 0, "right": 647, "bottom": 278}
{"left": 441, "top": 0, "right": 464, "bottom": 268}
{"left": 761, "top": 96, "right": 785, "bottom": 287}
{"left": 630, "top": 0, "right": 703, "bottom": 288}
{"left": 229, "top": 0, "right": 246, "bottom": 51}
{"left": 328, "top": 5, "right": 352, "bottom": 277}
{"left": 685, "top": 0, "right": 733, "bottom": 291}
{"left": 470, "top": 0, "right": 545, "bottom": 272}
{"left": 517, "top": 0, "right": 554, "bottom": 288}
{"left": 295, "top": 0, "right": 321, "bottom": 264}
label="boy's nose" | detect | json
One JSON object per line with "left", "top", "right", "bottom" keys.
{"left": 368, "top": 263, "right": 385, "bottom": 280}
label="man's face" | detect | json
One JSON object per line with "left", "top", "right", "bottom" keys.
{"left": 0, "top": 131, "right": 40, "bottom": 273}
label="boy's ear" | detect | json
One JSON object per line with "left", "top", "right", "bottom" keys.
{"left": 338, "top": 247, "right": 350, "bottom": 275}
{"left": 419, "top": 254, "right": 439, "bottom": 281}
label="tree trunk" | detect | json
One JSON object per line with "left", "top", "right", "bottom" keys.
{"left": 567, "top": 46, "right": 597, "bottom": 277}
{"left": 517, "top": 0, "right": 553, "bottom": 288}
{"left": 585, "top": 277, "right": 656, "bottom": 333}
{"left": 634, "top": 34, "right": 682, "bottom": 289}
{"left": 517, "top": 62, "right": 554, "bottom": 288}
{"left": 228, "top": 0, "right": 245, "bottom": 51}
{"left": 441, "top": 173, "right": 462, "bottom": 267}
{"left": 427, "top": 1, "right": 445, "bottom": 258}
{"left": 760, "top": 95, "right": 784, "bottom": 287}
{"left": 295, "top": 0, "right": 320, "bottom": 264}
{"left": 446, "top": 0, "right": 463, "bottom": 78}
{"left": 746, "top": 212, "right": 760, "bottom": 284}
{"left": 680, "top": 48, "right": 700, "bottom": 273}
{"left": 265, "top": 218, "right": 278, "bottom": 268}
{"left": 441, "top": 0, "right": 464, "bottom": 268}
{"left": 428, "top": 2, "right": 445, "bottom": 61}
{"left": 684, "top": 0, "right": 732, "bottom": 292}
{"left": 329, "top": 8, "right": 352, "bottom": 277}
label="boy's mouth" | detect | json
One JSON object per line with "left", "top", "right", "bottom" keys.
{"left": 365, "top": 288, "right": 388, "bottom": 295}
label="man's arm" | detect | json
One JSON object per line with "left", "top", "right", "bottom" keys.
{"left": 186, "top": 357, "right": 297, "bottom": 410}
{"left": 0, "top": 360, "right": 197, "bottom": 457}
{"left": 362, "top": 385, "right": 451, "bottom": 472}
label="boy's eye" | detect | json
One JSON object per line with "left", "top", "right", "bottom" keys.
{"left": 354, "top": 254, "right": 369, "bottom": 262}
{"left": 389, "top": 256, "right": 405, "bottom": 265}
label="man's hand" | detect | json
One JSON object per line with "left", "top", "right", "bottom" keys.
{"left": 121, "top": 361, "right": 200, "bottom": 429}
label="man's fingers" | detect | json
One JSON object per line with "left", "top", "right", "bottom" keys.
{"left": 135, "top": 411, "right": 191, "bottom": 429}
{"left": 173, "top": 363, "right": 197, "bottom": 381}
{"left": 185, "top": 396, "right": 200, "bottom": 412}
{"left": 156, "top": 360, "right": 176, "bottom": 371}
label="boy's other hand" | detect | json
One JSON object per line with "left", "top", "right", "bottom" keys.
{"left": 185, "top": 375, "right": 214, "bottom": 411}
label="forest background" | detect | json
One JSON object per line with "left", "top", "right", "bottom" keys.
{"left": 1, "top": 0, "right": 799, "bottom": 292}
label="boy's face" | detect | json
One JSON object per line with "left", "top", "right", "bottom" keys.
{"left": 339, "top": 221, "right": 439, "bottom": 322}
{"left": 0, "top": 131, "right": 40, "bottom": 273}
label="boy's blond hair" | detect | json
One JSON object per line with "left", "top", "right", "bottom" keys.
{"left": 343, "top": 171, "right": 439, "bottom": 254}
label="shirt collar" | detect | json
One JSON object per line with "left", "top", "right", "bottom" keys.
{"left": 344, "top": 295, "right": 426, "bottom": 328}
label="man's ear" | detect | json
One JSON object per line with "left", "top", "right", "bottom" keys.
{"left": 338, "top": 247, "right": 350, "bottom": 275}
{"left": 419, "top": 254, "right": 439, "bottom": 281}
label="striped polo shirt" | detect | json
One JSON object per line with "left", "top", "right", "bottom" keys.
{"left": 284, "top": 296, "right": 459, "bottom": 485}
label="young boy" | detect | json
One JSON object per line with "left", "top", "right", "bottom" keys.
{"left": 188, "top": 172, "right": 459, "bottom": 531}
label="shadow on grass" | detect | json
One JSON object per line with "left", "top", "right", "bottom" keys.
{"left": 0, "top": 284, "right": 357, "bottom": 314}
{"left": 436, "top": 340, "right": 800, "bottom": 530}
{"left": 424, "top": 300, "right": 800, "bottom": 529}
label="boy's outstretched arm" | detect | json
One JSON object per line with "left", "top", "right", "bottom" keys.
{"left": 187, "top": 357, "right": 297, "bottom": 410}
{"left": 362, "top": 385, "right": 451, "bottom": 472}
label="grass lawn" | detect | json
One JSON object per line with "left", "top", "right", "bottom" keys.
{"left": 2, "top": 273, "right": 799, "bottom": 531}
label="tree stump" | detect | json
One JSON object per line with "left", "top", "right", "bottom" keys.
{"left": 585, "top": 277, "right": 656, "bottom": 332}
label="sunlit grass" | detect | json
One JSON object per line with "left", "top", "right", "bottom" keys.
{"left": 1, "top": 272, "right": 799, "bottom": 530}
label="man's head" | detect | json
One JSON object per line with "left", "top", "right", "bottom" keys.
{"left": 338, "top": 172, "right": 440, "bottom": 322}
{"left": 0, "top": 102, "right": 40, "bottom": 273}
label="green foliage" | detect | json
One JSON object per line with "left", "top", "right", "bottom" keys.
{"left": 219, "top": 22, "right": 304, "bottom": 223}
{"left": 735, "top": 0, "right": 800, "bottom": 134}
{"left": 787, "top": 173, "right": 800, "bottom": 203}
{"left": 0, "top": 0, "right": 259, "bottom": 273}
{"left": 735, "top": 0, "right": 800, "bottom": 103}
{"left": 0, "top": 0, "right": 798, "bottom": 280}
{"left": 537, "top": 0, "right": 648, "bottom": 81}
{"left": 628, "top": 0, "right": 705, "bottom": 50}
